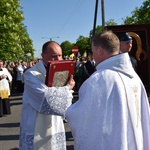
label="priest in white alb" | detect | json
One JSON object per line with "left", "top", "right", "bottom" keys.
{"left": 66, "top": 31, "right": 150, "bottom": 150}
{"left": 19, "top": 41, "right": 75, "bottom": 150}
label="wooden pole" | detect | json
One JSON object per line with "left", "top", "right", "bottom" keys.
{"left": 101, "top": 0, "right": 105, "bottom": 31}
{"left": 92, "top": 0, "right": 99, "bottom": 37}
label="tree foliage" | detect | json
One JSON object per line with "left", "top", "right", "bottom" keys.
{"left": 1, "top": 0, "right": 149, "bottom": 60}
{"left": 89, "top": 25, "right": 103, "bottom": 38}
{"left": 76, "top": 36, "right": 91, "bottom": 56}
{"left": 0, "top": 0, "right": 34, "bottom": 61}
{"left": 123, "top": 0, "right": 150, "bottom": 24}
{"left": 60, "top": 40, "right": 73, "bottom": 57}
{"left": 105, "top": 19, "right": 118, "bottom": 26}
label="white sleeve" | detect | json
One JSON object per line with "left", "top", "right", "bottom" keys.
{"left": 23, "top": 69, "right": 73, "bottom": 117}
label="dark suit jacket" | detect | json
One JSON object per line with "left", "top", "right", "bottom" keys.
{"left": 81, "top": 60, "right": 96, "bottom": 83}
{"left": 130, "top": 56, "right": 137, "bottom": 72}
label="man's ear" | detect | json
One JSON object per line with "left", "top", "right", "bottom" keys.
{"left": 41, "top": 53, "right": 44, "bottom": 58}
{"left": 98, "top": 47, "right": 103, "bottom": 56}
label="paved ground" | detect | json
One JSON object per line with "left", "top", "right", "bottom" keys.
{"left": 0, "top": 94, "right": 74, "bottom": 150}
{"left": 0, "top": 92, "right": 149, "bottom": 150}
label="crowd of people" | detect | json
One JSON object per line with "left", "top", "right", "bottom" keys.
{"left": 0, "top": 31, "right": 150, "bottom": 150}
{"left": 0, "top": 58, "right": 41, "bottom": 117}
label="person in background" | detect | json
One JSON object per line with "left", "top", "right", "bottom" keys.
{"left": 81, "top": 49, "right": 96, "bottom": 83}
{"left": 75, "top": 57, "right": 80, "bottom": 67}
{"left": 23, "top": 60, "right": 34, "bottom": 73}
{"left": 73, "top": 57, "right": 84, "bottom": 91}
{"left": 16, "top": 61, "right": 26, "bottom": 93}
{"left": 19, "top": 41, "right": 75, "bottom": 150}
{"left": 119, "top": 32, "right": 137, "bottom": 72}
{"left": 0, "top": 60, "right": 12, "bottom": 117}
{"left": 66, "top": 31, "right": 150, "bottom": 150}
{"left": 5, "top": 61, "right": 14, "bottom": 76}
{"left": 11, "top": 62, "right": 18, "bottom": 94}
{"left": 6, "top": 61, "right": 15, "bottom": 94}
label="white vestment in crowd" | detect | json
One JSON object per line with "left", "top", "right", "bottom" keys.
{"left": 0, "top": 68, "right": 12, "bottom": 97}
{"left": 19, "top": 61, "right": 73, "bottom": 150}
{"left": 66, "top": 53, "right": 150, "bottom": 150}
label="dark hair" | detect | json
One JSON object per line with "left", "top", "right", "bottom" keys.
{"left": 42, "top": 41, "right": 60, "bottom": 54}
{"left": 0, "top": 60, "right": 3, "bottom": 63}
{"left": 92, "top": 30, "right": 120, "bottom": 53}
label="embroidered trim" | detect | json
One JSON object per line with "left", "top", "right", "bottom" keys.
{"left": 19, "top": 128, "right": 34, "bottom": 150}
{"left": 40, "top": 88, "right": 72, "bottom": 116}
{"left": 19, "top": 129, "right": 66, "bottom": 150}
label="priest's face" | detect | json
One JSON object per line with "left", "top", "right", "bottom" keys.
{"left": 42, "top": 42, "right": 63, "bottom": 65}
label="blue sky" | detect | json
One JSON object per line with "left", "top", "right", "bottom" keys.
{"left": 20, "top": 0, "right": 144, "bottom": 58}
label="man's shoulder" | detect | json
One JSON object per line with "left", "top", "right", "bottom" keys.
{"left": 84, "top": 60, "right": 91, "bottom": 66}
{"left": 25, "top": 62, "right": 44, "bottom": 74}
{"left": 2, "top": 67, "right": 7, "bottom": 71}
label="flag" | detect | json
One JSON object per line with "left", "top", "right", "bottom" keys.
{"left": 70, "top": 53, "right": 75, "bottom": 59}
{"left": 83, "top": 51, "right": 87, "bottom": 57}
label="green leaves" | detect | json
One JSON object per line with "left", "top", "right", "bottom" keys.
{"left": 123, "top": 0, "right": 150, "bottom": 24}
{"left": 0, "top": 0, "right": 33, "bottom": 61}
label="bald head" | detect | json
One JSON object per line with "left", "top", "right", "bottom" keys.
{"left": 41, "top": 41, "right": 63, "bottom": 65}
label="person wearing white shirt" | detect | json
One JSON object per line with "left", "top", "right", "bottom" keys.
{"left": 19, "top": 41, "right": 75, "bottom": 150}
{"left": 0, "top": 60, "right": 12, "bottom": 117}
{"left": 16, "top": 61, "right": 26, "bottom": 93}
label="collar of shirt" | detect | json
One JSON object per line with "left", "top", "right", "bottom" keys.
{"left": 43, "top": 62, "right": 47, "bottom": 70}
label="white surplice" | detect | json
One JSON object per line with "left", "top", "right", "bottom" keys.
{"left": 66, "top": 53, "right": 150, "bottom": 150}
{"left": 19, "top": 61, "right": 73, "bottom": 150}
{"left": 0, "top": 68, "right": 12, "bottom": 97}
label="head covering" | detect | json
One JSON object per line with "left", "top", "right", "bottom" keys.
{"left": 119, "top": 32, "right": 132, "bottom": 42}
